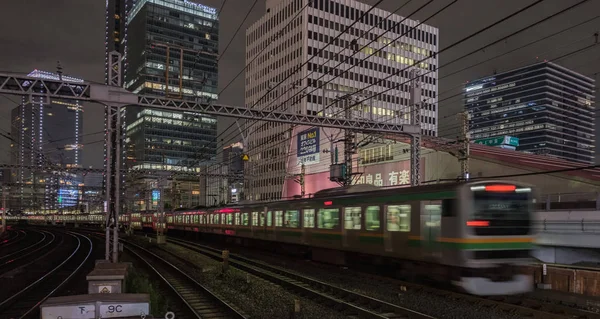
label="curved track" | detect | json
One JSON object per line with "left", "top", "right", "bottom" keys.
{"left": 0, "top": 231, "right": 93, "bottom": 319}
{"left": 0, "top": 230, "right": 55, "bottom": 273}
{"left": 122, "top": 239, "right": 248, "bottom": 319}
{"left": 0, "top": 229, "right": 27, "bottom": 249}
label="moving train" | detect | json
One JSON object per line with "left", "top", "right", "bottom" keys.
{"left": 15, "top": 180, "right": 536, "bottom": 296}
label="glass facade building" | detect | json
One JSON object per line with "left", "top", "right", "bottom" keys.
{"left": 10, "top": 70, "right": 84, "bottom": 212}
{"left": 121, "top": 0, "right": 219, "bottom": 172}
{"left": 465, "top": 61, "right": 595, "bottom": 164}
{"left": 124, "top": 107, "right": 217, "bottom": 171}
{"left": 123, "top": 0, "right": 219, "bottom": 102}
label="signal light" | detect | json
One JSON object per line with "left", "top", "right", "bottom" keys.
{"left": 467, "top": 220, "right": 490, "bottom": 227}
{"left": 485, "top": 184, "right": 516, "bottom": 192}
{"left": 324, "top": 201, "right": 333, "bottom": 206}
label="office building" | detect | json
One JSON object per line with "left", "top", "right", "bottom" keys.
{"left": 104, "top": 0, "right": 131, "bottom": 83}
{"left": 117, "top": 0, "right": 220, "bottom": 206}
{"left": 123, "top": 0, "right": 219, "bottom": 102}
{"left": 222, "top": 142, "right": 244, "bottom": 202}
{"left": 466, "top": 61, "right": 595, "bottom": 164}
{"left": 245, "top": 0, "right": 439, "bottom": 200}
{"left": 10, "top": 69, "right": 84, "bottom": 212}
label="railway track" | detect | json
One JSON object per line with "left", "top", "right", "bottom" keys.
{"left": 0, "top": 230, "right": 55, "bottom": 273}
{"left": 0, "top": 229, "right": 26, "bottom": 248}
{"left": 164, "top": 237, "right": 434, "bottom": 319}
{"left": 121, "top": 239, "right": 248, "bottom": 319}
{"left": 167, "top": 237, "right": 600, "bottom": 319}
{"left": 0, "top": 231, "right": 93, "bottom": 319}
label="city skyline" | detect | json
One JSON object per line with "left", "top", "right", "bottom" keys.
{"left": 0, "top": 0, "right": 598, "bottom": 170}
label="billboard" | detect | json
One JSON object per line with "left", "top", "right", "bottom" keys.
{"left": 297, "top": 128, "right": 320, "bottom": 166}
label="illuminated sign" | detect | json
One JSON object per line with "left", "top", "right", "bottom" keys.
{"left": 297, "top": 128, "right": 320, "bottom": 166}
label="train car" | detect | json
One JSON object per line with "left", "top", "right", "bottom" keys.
{"left": 166, "top": 180, "right": 535, "bottom": 296}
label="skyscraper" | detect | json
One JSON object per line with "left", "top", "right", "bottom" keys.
{"left": 466, "top": 61, "right": 595, "bottom": 164}
{"left": 122, "top": 0, "right": 219, "bottom": 168}
{"left": 245, "top": 0, "right": 439, "bottom": 200}
{"left": 123, "top": 0, "right": 219, "bottom": 102}
{"left": 11, "top": 69, "right": 84, "bottom": 212}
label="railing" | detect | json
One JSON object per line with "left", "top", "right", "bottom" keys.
{"left": 536, "top": 192, "right": 600, "bottom": 211}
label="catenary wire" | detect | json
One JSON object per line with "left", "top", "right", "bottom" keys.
{"left": 238, "top": 2, "right": 595, "bottom": 178}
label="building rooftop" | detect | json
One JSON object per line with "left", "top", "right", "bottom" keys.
{"left": 27, "top": 69, "right": 84, "bottom": 83}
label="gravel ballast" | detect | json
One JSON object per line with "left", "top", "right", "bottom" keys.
{"left": 129, "top": 237, "right": 346, "bottom": 319}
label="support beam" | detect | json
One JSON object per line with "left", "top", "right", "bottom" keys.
{"left": 0, "top": 72, "right": 417, "bottom": 134}
{"left": 409, "top": 69, "right": 422, "bottom": 187}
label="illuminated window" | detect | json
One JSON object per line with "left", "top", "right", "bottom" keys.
{"left": 386, "top": 205, "right": 410, "bottom": 232}
{"left": 284, "top": 210, "right": 299, "bottom": 228}
{"left": 303, "top": 209, "right": 315, "bottom": 228}
{"left": 317, "top": 208, "right": 339, "bottom": 229}
{"left": 275, "top": 210, "right": 283, "bottom": 226}
{"left": 267, "top": 211, "right": 272, "bottom": 226}
{"left": 344, "top": 207, "right": 361, "bottom": 230}
{"left": 205, "top": 33, "right": 211, "bottom": 40}
{"left": 365, "top": 206, "right": 380, "bottom": 231}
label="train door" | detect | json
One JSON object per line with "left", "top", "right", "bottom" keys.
{"left": 384, "top": 203, "right": 412, "bottom": 253}
{"left": 342, "top": 206, "right": 361, "bottom": 248}
{"left": 301, "top": 208, "right": 314, "bottom": 245}
{"left": 420, "top": 200, "right": 442, "bottom": 260}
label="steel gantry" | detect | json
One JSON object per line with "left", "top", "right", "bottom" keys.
{"left": 0, "top": 52, "right": 422, "bottom": 262}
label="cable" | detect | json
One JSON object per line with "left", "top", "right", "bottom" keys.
{"left": 235, "top": 0, "right": 555, "bottom": 173}
{"left": 212, "top": 0, "right": 442, "bottom": 167}
{"left": 217, "top": 0, "right": 258, "bottom": 62}
{"left": 343, "top": 0, "right": 588, "bottom": 114}
{"left": 214, "top": 0, "right": 429, "bottom": 153}
{"left": 217, "top": 0, "right": 312, "bottom": 96}
{"left": 242, "top": 2, "right": 596, "bottom": 183}
{"left": 212, "top": 0, "right": 389, "bottom": 150}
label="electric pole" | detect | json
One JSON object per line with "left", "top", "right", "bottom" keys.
{"left": 1, "top": 186, "right": 6, "bottom": 235}
{"left": 343, "top": 96, "right": 355, "bottom": 186}
{"left": 458, "top": 111, "right": 470, "bottom": 180}
{"left": 291, "top": 163, "right": 306, "bottom": 197}
{"left": 409, "top": 69, "right": 422, "bottom": 186}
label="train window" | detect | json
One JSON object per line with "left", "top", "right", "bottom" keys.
{"left": 267, "top": 211, "right": 272, "bottom": 226}
{"left": 303, "top": 209, "right": 315, "bottom": 228}
{"left": 194, "top": 215, "right": 199, "bottom": 224}
{"left": 318, "top": 208, "right": 340, "bottom": 229}
{"left": 235, "top": 213, "right": 240, "bottom": 225}
{"left": 252, "top": 212, "right": 258, "bottom": 226}
{"left": 226, "top": 214, "right": 233, "bottom": 225}
{"left": 167, "top": 216, "right": 173, "bottom": 223}
{"left": 185, "top": 215, "right": 190, "bottom": 224}
{"left": 386, "top": 205, "right": 410, "bottom": 232}
{"left": 285, "top": 210, "right": 299, "bottom": 228}
{"left": 260, "top": 212, "right": 266, "bottom": 226}
{"left": 242, "top": 213, "right": 249, "bottom": 226}
{"left": 275, "top": 211, "right": 283, "bottom": 226}
{"left": 365, "top": 206, "right": 380, "bottom": 231}
{"left": 442, "top": 199, "right": 455, "bottom": 217}
{"left": 344, "top": 207, "right": 361, "bottom": 230}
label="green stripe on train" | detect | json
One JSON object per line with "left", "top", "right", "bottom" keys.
{"left": 332, "top": 190, "right": 456, "bottom": 205}
{"left": 408, "top": 239, "right": 533, "bottom": 250}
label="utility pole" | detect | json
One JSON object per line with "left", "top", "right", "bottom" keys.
{"left": 409, "top": 69, "right": 422, "bottom": 186}
{"left": 156, "top": 172, "right": 168, "bottom": 244}
{"left": 343, "top": 96, "right": 355, "bottom": 186}
{"left": 291, "top": 163, "right": 306, "bottom": 197}
{"left": 1, "top": 186, "right": 6, "bottom": 235}
{"left": 458, "top": 111, "right": 470, "bottom": 180}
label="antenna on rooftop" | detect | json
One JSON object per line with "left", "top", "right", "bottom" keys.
{"left": 56, "top": 61, "right": 63, "bottom": 80}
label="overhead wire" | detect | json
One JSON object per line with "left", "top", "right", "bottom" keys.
{"left": 239, "top": 0, "right": 595, "bottom": 179}
{"left": 212, "top": 0, "right": 417, "bottom": 150}
{"left": 235, "top": 0, "right": 558, "bottom": 173}
{"left": 210, "top": 0, "right": 447, "bottom": 170}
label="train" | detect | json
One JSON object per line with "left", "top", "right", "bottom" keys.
{"left": 10, "top": 180, "right": 536, "bottom": 296}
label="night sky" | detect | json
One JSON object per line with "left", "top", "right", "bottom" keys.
{"left": 0, "top": 0, "right": 598, "bottom": 168}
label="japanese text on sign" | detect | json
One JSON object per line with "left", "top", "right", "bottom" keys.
{"left": 297, "top": 128, "right": 320, "bottom": 157}
{"left": 358, "top": 170, "right": 410, "bottom": 186}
